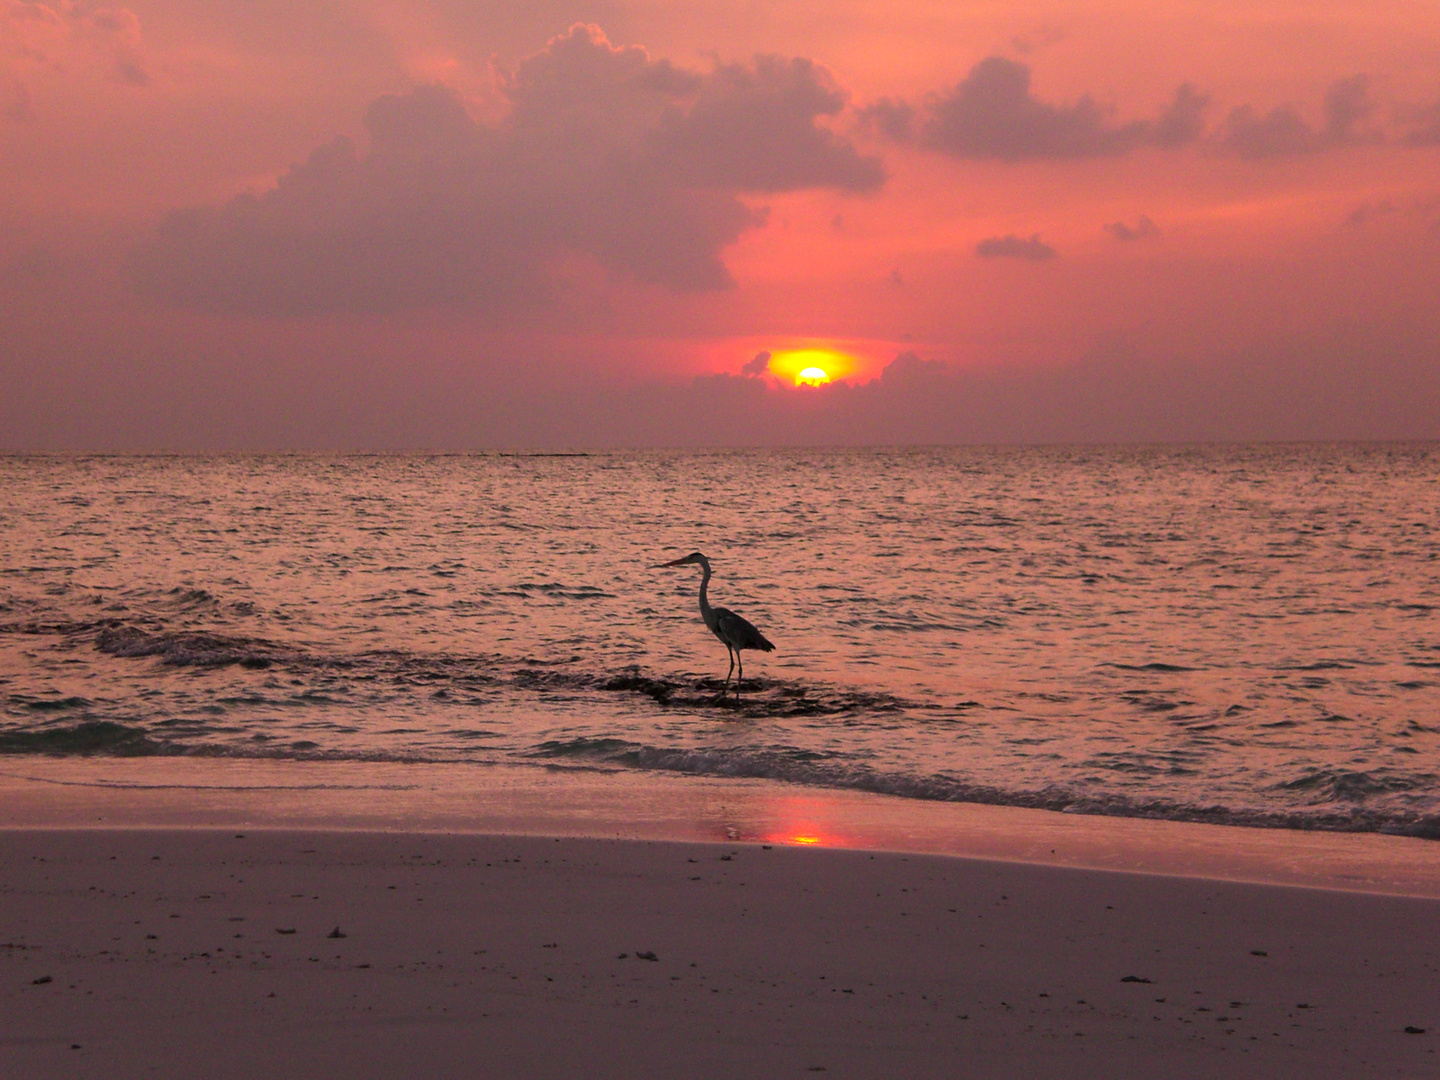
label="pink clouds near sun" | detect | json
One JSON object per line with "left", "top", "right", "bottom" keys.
{"left": 1, "top": 1, "right": 1439, "bottom": 447}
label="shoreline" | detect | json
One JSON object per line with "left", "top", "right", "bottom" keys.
{"left": 4, "top": 757, "right": 1440, "bottom": 898}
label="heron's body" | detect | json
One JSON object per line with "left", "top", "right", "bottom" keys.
{"left": 656, "top": 552, "right": 773, "bottom": 695}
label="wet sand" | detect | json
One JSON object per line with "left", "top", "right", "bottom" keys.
{"left": 6, "top": 758, "right": 1440, "bottom": 897}
{"left": 3, "top": 827, "right": 1438, "bottom": 1079}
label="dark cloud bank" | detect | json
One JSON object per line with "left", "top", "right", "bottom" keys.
{"left": 860, "top": 55, "right": 1205, "bottom": 159}
{"left": 868, "top": 57, "right": 1404, "bottom": 164}
{"left": 6, "top": 316, "right": 1438, "bottom": 449}
{"left": 1221, "top": 74, "right": 1377, "bottom": 158}
{"left": 135, "top": 25, "right": 883, "bottom": 314}
{"left": 919, "top": 56, "right": 1207, "bottom": 159}
{"left": 522, "top": 325, "right": 1440, "bottom": 448}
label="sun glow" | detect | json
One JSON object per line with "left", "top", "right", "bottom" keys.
{"left": 768, "top": 348, "right": 856, "bottom": 385}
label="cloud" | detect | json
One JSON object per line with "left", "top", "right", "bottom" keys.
{"left": 1150, "top": 83, "right": 1210, "bottom": 147}
{"left": 1104, "top": 215, "right": 1159, "bottom": 242}
{"left": 2, "top": 2, "right": 151, "bottom": 87}
{"left": 1400, "top": 96, "right": 1440, "bottom": 147}
{"left": 918, "top": 57, "right": 1205, "bottom": 160}
{"left": 856, "top": 96, "right": 914, "bottom": 141}
{"left": 1220, "top": 74, "right": 1376, "bottom": 159}
{"left": 1323, "top": 75, "right": 1375, "bottom": 140}
{"left": 879, "top": 350, "right": 947, "bottom": 383}
{"left": 876, "top": 60, "right": 1395, "bottom": 164}
{"left": 134, "top": 24, "right": 884, "bottom": 315}
{"left": 741, "top": 350, "right": 771, "bottom": 376}
{"left": 1345, "top": 200, "right": 1396, "bottom": 227}
{"left": 976, "top": 233, "right": 1057, "bottom": 260}
{"left": 652, "top": 54, "right": 884, "bottom": 193}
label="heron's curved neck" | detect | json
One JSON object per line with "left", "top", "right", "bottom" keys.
{"left": 696, "top": 558, "right": 714, "bottom": 621}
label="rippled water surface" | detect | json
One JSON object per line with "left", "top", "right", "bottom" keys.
{"left": 2, "top": 447, "right": 1438, "bottom": 835}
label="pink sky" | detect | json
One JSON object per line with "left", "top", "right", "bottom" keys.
{"left": 3, "top": 0, "right": 1438, "bottom": 448}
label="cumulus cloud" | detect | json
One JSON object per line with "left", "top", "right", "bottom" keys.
{"left": 135, "top": 24, "right": 883, "bottom": 315}
{"left": 741, "top": 350, "right": 771, "bottom": 376}
{"left": 1104, "top": 215, "right": 1159, "bottom": 242}
{"left": 874, "top": 59, "right": 1396, "bottom": 164}
{"left": 917, "top": 57, "right": 1206, "bottom": 160}
{"left": 976, "top": 233, "right": 1057, "bottom": 260}
{"left": 1220, "top": 74, "right": 1376, "bottom": 159}
{"left": 1150, "top": 83, "right": 1210, "bottom": 147}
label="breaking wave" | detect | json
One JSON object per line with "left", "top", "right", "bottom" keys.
{"left": 0, "top": 720, "right": 168, "bottom": 756}
{"left": 96, "top": 625, "right": 289, "bottom": 668}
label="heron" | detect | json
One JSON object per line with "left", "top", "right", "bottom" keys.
{"left": 654, "top": 552, "right": 774, "bottom": 696}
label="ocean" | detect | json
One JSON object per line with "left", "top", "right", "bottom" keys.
{"left": 2, "top": 446, "right": 1437, "bottom": 836}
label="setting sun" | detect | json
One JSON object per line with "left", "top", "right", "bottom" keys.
{"left": 768, "top": 348, "right": 858, "bottom": 385}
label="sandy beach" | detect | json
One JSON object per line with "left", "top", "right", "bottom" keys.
{"left": 3, "top": 823, "right": 1438, "bottom": 1080}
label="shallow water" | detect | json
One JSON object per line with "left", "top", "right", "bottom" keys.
{"left": 2, "top": 447, "right": 1438, "bottom": 835}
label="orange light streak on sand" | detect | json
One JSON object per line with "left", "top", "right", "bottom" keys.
{"left": 745, "top": 797, "right": 864, "bottom": 848}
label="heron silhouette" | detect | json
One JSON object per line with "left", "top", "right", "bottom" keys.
{"left": 654, "top": 552, "right": 774, "bottom": 697}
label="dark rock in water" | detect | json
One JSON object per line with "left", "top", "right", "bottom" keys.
{"left": 1120, "top": 975, "right": 1152, "bottom": 984}
{"left": 601, "top": 673, "right": 673, "bottom": 704}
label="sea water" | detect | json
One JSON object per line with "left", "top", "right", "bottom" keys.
{"left": 2, "top": 446, "right": 1437, "bottom": 836}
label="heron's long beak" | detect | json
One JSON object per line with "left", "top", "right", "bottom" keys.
{"left": 652, "top": 556, "right": 691, "bottom": 568}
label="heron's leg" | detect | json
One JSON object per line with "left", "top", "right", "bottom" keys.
{"left": 724, "top": 647, "right": 735, "bottom": 695}
{"left": 736, "top": 651, "right": 744, "bottom": 694}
